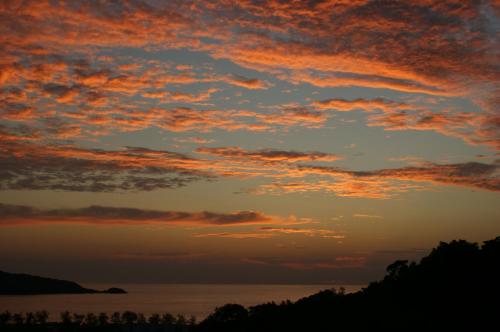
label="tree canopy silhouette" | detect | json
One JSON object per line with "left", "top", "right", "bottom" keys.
{"left": 198, "top": 236, "right": 500, "bottom": 332}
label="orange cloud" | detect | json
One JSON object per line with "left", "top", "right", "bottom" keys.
{"left": 197, "top": 1, "right": 498, "bottom": 150}
{"left": 257, "top": 179, "right": 422, "bottom": 199}
{"left": 0, "top": 203, "right": 276, "bottom": 227}
{"left": 222, "top": 74, "right": 271, "bottom": 90}
{"left": 293, "top": 71, "right": 453, "bottom": 96}
{"left": 0, "top": 132, "right": 216, "bottom": 192}
{"left": 311, "top": 98, "right": 412, "bottom": 113}
{"left": 173, "top": 136, "right": 215, "bottom": 144}
{"left": 0, "top": 1, "right": 194, "bottom": 51}
{"left": 259, "top": 227, "right": 344, "bottom": 239}
{"left": 2, "top": 123, "right": 497, "bottom": 198}
{"left": 298, "top": 162, "right": 500, "bottom": 193}
{"left": 168, "top": 88, "right": 219, "bottom": 103}
{"left": 197, "top": 146, "right": 341, "bottom": 163}
{"left": 367, "top": 110, "right": 500, "bottom": 151}
{"left": 193, "top": 232, "right": 274, "bottom": 239}
{"left": 155, "top": 108, "right": 270, "bottom": 133}
{"left": 2, "top": 116, "right": 498, "bottom": 198}
{"left": 204, "top": 1, "right": 496, "bottom": 94}
{"left": 309, "top": 97, "right": 499, "bottom": 151}
{"left": 7, "top": 1, "right": 495, "bottom": 150}
{"left": 193, "top": 225, "right": 345, "bottom": 240}
{"left": 256, "top": 161, "right": 499, "bottom": 199}
{"left": 2, "top": 1, "right": 497, "bottom": 103}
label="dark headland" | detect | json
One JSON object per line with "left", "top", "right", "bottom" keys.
{"left": 0, "top": 271, "right": 126, "bottom": 295}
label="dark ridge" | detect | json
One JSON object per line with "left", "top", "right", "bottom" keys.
{"left": 0, "top": 271, "right": 126, "bottom": 295}
{"left": 198, "top": 236, "right": 500, "bottom": 331}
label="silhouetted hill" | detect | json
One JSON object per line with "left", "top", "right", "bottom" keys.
{"left": 0, "top": 271, "right": 126, "bottom": 295}
{"left": 198, "top": 236, "right": 500, "bottom": 332}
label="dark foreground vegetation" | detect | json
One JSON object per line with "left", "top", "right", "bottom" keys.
{"left": 1, "top": 236, "right": 498, "bottom": 331}
{"left": 0, "top": 271, "right": 126, "bottom": 295}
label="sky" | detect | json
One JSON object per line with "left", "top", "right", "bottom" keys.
{"left": 0, "top": 0, "right": 499, "bottom": 284}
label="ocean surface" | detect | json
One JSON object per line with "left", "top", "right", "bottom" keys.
{"left": 0, "top": 283, "right": 363, "bottom": 321}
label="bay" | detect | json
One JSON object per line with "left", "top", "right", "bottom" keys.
{"left": 0, "top": 283, "right": 363, "bottom": 321}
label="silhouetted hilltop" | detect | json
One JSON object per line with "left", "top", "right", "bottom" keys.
{"left": 0, "top": 271, "right": 126, "bottom": 295}
{"left": 198, "top": 236, "right": 500, "bottom": 332}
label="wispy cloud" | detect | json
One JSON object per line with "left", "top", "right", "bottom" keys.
{"left": 0, "top": 0, "right": 498, "bottom": 200}
{"left": 0, "top": 132, "right": 214, "bottom": 192}
{"left": 353, "top": 214, "right": 384, "bottom": 219}
{"left": 311, "top": 98, "right": 499, "bottom": 151}
{"left": 242, "top": 256, "right": 367, "bottom": 270}
{"left": 0, "top": 203, "right": 280, "bottom": 226}
{"left": 222, "top": 74, "right": 271, "bottom": 90}
{"left": 193, "top": 232, "right": 274, "bottom": 239}
{"left": 259, "top": 162, "right": 500, "bottom": 199}
{"left": 1, "top": 123, "right": 498, "bottom": 198}
{"left": 259, "top": 227, "right": 344, "bottom": 239}
{"left": 197, "top": 147, "right": 341, "bottom": 163}
{"left": 112, "top": 252, "right": 209, "bottom": 261}
{"left": 311, "top": 98, "right": 411, "bottom": 113}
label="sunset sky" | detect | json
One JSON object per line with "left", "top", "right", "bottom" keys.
{"left": 0, "top": 0, "right": 499, "bottom": 284}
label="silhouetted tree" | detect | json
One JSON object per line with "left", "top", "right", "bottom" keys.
{"left": 73, "top": 313, "right": 84, "bottom": 326}
{"left": 386, "top": 260, "right": 409, "bottom": 279}
{"left": 148, "top": 313, "right": 161, "bottom": 325}
{"left": 98, "top": 312, "right": 109, "bottom": 326}
{"left": 197, "top": 236, "right": 500, "bottom": 332}
{"left": 85, "top": 312, "right": 98, "bottom": 326}
{"left": 210, "top": 304, "right": 248, "bottom": 323}
{"left": 482, "top": 236, "right": 500, "bottom": 268}
{"left": 25, "top": 312, "right": 36, "bottom": 325}
{"left": 122, "top": 311, "right": 138, "bottom": 325}
{"left": 111, "top": 312, "right": 122, "bottom": 324}
{"left": 482, "top": 236, "right": 500, "bottom": 254}
{"left": 12, "top": 313, "right": 24, "bottom": 325}
{"left": 161, "top": 312, "right": 175, "bottom": 325}
{"left": 137, "top": 313, "right": 146, "bottom": 324}
{"left": 35, "top": 310, "right": 48, "bottom": 325}
{"left": 60, "top": 311, "right": 72, "bottom": 325}
{"left": 0, "top": 311, "right": 11, "bottom": 325}
{"left": 176, "top": 314, "right": 187, "bottom": 325}
{"left": 199, "top": 304, "right": 248, "bottom": 332}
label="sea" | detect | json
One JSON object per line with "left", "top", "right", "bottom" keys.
{"left": 0, "top": 283, "right": 363, "bottom": 321}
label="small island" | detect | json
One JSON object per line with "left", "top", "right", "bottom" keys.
{"left": 0, "top": 271, "right": 126, "bottom": 295}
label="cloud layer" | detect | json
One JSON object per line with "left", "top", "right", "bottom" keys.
{"left": 1, "top": 123, "right": 498, "bottom": 199}
{"left": 0, "top": 203, "right": 274, "bottom": 226}
{"left": 1, "top": 1, "right": 498, "bottom": 199}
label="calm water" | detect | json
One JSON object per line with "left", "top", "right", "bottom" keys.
{"left": 0, "top": 283, "right": 362, "bottom": 321}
